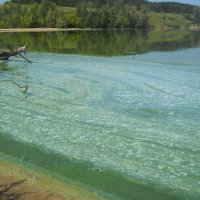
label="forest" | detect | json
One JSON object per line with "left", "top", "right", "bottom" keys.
{"left": 11, "top": 0, "right": 199, "bottom": 14}
{"left": 149, "top": 2, "right": 197, "bottom": 14}
{"left": 0, "top": 0, "right": 199, "bottom": 28}
{"left": 11, "top": 0, "right": 148, "bottom": 8}
{"left": 0, "top": 0, "right": 150, "bottom": 28}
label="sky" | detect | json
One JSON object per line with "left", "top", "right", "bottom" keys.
{"left": 150, "top": 0, "right": 200, "bottom": 6}
{"left": 0, "top": 0, "right": 200, "bottom": 6}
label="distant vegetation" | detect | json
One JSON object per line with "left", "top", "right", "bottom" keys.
{"left": 11, "top": 0, "right": 148, "bottom": 8}
{"left": 0, "top": 1, "right": 79, "bottom": 28}
{"left": 76, "top": 1, "right": 149, "bottom": 28}
{"left": 0, "top": 0, "right": 199, "bottom": 29}
{"left": 11, "top": 0, "right": 199, "bottom": 14}
{"left": 193, "top": 8, "right": 200, "bottom": 23}
{"left": 148, "top": 2, "right": 196, "bottom": 14}
{"left": 0, "top": 0, "right": 150, "bottom": 28}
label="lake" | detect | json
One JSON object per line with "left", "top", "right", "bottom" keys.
{"left": 0, "top": 29, "right": 200, "bottom": 200}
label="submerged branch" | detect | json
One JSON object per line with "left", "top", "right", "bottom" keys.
{"left": 19, "top": 53, "right": 32, "bottom": 63}
{"left": 0, "top": 79, "right": 28, "bottom": 93}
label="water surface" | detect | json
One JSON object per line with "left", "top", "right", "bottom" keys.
{"left": 0, "top": 30, "right": 200, "bottom": 200}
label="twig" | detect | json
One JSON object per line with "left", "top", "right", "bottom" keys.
{"left": 0, "top": 79, "right": 28, "bottom": 93}
{"left": 19, "top": 53, "right": 32, "bottom": 63}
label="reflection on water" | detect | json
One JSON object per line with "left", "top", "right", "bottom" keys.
{"left": 0, "top": 30, "right": 200, "bottom": 56}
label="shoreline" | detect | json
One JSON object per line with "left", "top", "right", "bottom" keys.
{"left": 0, "top": 28, "right": 103, "bottom": 32}
{"left": 0, "top": 26, "right": 198, "bottom": 33}
{"left": 0, "top": 153, "right": 104, "bottom": 200}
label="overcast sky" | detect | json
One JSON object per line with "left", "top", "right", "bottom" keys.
{"left": 0, "top": 0, "right": 200, "bottom": 6}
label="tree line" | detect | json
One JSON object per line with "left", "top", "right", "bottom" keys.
{"left": 148, "top": 2, "right": 197, "bottom": 14}
{"left": 0, "top": 1, "right": 80, "bottom": 28}
{"left": 11, "top": 0, "right": 148, "bottom": 8}
{"left": 0, "top": 0, "right": 149, "bottom": 28}
{"left": 0, "top": 0, "right": 199, "bottom": 29}
{"left": 11, "top": 0, "right": 199, "bottom": 14}
{"left": 76, "top": 1, "right": 149, "bottom": 28}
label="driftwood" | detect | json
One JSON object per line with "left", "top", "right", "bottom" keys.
{"left": 0, "top": 45, "right": 32, "bottom": 63}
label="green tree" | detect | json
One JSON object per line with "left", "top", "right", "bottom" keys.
{"left": 194, "top": 8, "right": 200, "bottom": 24}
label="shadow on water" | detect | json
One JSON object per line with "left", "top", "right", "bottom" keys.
{"left": 0, "top": 133, "right": 182, "bottom": 200}
{"left": 0, "top": 30, "right": 200, "bottom": 56}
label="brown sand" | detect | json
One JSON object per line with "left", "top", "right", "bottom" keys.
{"left": 0, "top": 175, "right": 66, "bottom": 200}
{"left": 0, "top": 28, "right": 97, "bottom": 32}
{"left": 0, "top": 157, "right": 104, "bottom": 200}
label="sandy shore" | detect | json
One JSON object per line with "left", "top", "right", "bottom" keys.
{"left": 0, "top": 175, "right": 66, "bottom": 200}
{"left": 0, "top": 28, "right": 99, "bottom": 32}
{"left": 0, "top": 155, "right": 104, "bottom": 200}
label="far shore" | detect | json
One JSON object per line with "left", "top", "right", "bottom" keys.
{"left": 0, "top": 26, "right": 198, "bottom": 33}
{"left": 0, "top": 28, "right": 101, "bottom": 32}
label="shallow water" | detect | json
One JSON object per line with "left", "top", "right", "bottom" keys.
{"left": 0, "top": 31, "right": 200, "bottom": 200}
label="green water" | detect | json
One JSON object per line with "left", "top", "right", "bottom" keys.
{"left": 0, "top": 30, "right": 200, "bottom": 200}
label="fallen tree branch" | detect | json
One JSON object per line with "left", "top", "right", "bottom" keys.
{"left": 0, "top": 45, "right": 32, "bottom": 63}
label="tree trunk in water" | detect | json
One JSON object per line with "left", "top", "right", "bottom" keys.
{"left": 0, "top": 50, "right": 18, "bottom": 60}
